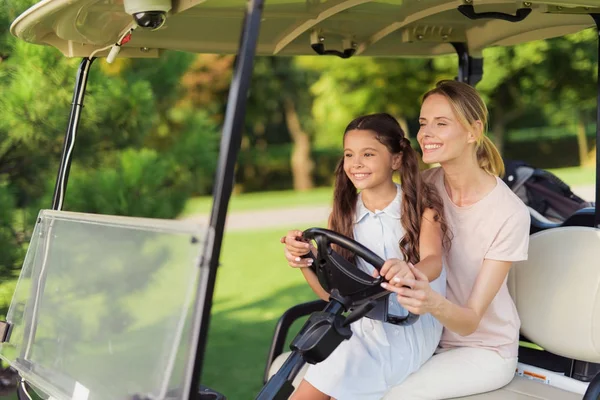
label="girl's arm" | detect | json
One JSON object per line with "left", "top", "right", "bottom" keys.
{"left": 413, "top": 208, "right": 444, "bottom": 282}
{"left": 283, "top": 229, "right": 329, "bottom": 301}
{"left": 299, "top": 266, "right": 330, "bottom": 301}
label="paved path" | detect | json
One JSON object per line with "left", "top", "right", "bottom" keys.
{"left": 184, "top": 205, "right": 332, "bottom": 231}
{"left": 574, "top": 184, "right": 596, "bottom": 203}
{"left": 183, "top": 184, "right": 595, "bottom": 232}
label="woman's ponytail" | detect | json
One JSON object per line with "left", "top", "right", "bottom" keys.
{"left": 477, "top": 136, "right": 505, "bottom": 177}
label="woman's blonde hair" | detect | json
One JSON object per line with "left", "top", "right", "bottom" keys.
{"left": 422, "top": 80, "right": 504, "bottom": 177}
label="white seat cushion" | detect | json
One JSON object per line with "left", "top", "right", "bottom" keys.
{"left": 268, "top": 352, "right": 582, "bottom": 399}
{"left": 455, "top": 376, "right": 581, "bottom": 399}
{"left": 268, "top": 352, "right": 308, "bottom": 390}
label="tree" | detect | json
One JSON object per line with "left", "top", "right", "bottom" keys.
{"left": 535, "top": 29, "right": 597, "bottom": 166}
{"left": 453, "top": 30, "right": 598, "bottom": 159}
{"left": 298, "top": 56, "right": 447, "bottom": 148}
{"left": 245, "top": 57, "right": 318, "bottom": 191}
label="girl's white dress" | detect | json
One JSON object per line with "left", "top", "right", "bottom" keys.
{"left": 304, "top": 185, "right": 446, "bottom": 399}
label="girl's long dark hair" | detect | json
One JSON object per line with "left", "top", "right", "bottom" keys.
{"left": 329, "top": 113, "right": 449, "bottom": 264}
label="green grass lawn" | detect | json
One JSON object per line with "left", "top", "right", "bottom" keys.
{"left": 202, "top": 226, "right": 325, "bottom": 399}
{"left": 548, "top": 165, "right": 595, "bottom": 186}
{"left": 181, "top": 187, "right": 334, "bottom": 217}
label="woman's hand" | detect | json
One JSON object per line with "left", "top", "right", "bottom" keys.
{"left": 381, "top": 263, "right": 443, "bottom": 315}
{"left": 280, "top": 229, "right": 314, "bottom": 268}
{"left": 374, "top": 258, "right": 415, "bottom": 282}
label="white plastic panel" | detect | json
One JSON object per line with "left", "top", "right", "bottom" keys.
{"left": 0, "top": 210, "right": 206, "bottom": 400}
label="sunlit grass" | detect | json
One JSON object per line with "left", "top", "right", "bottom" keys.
{"left": 180, "top": 187, "right": 333, "bottom": 216}
{"left": 548, "top": 165, "right": 595, "bottom": 186}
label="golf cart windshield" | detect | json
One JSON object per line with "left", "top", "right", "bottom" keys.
{"left": 0, "top": 210, "right": 205, "bottom": 400}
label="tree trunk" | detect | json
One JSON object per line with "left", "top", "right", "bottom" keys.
{"left": 576, "top": 117, "right": 589, "bottom": 166}
{"left": 588, "top": 147, "right": 596, "bottom": 167}
{"left": 284, "top": 98, "right": 314, "bottom": 191}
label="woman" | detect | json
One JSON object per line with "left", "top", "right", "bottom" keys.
{"left": 382, "top": 80, "right": 530, "bottom": 399}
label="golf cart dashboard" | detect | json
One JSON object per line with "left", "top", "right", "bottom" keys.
{"left": 10, "top": 0, "right": 599, "bottom": 59}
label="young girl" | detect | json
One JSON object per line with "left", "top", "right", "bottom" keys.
{"left": 383, "top": 81, "right": 531, "bottom": 399}
{"left": 281, "top": 113, "right": 450, "bottom": 400}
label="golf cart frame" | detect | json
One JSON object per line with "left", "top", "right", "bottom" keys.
{"left": 3, "top": 0, "right": 600, "bottom": 399}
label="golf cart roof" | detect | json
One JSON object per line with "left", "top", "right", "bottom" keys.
{"left": 10, "top": 0, "right": 599, "bottom": 59}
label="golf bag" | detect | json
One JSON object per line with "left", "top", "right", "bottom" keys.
{"left": 503, "top": 160, "right": 594, "bottom": 224}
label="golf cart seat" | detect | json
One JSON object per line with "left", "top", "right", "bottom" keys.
{"left": 267, "top": 226, "right": 600, "bottom": 399}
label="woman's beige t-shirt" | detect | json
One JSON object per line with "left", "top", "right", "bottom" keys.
{"left": 424, "top": 167, "right": 531, "bottom": 358}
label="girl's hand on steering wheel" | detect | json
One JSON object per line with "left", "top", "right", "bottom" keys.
{"left": 374, "top": 258, "right": 415, "bottom": 283}
{"left": 281, "top": 230, "right": 314, "bottom": 268}
{"left": 382, "top": 264, "right": 443, "bottom": 315}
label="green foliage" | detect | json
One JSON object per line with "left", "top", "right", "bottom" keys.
{"left": 65, "top": 148, "right": 192, "bottom": 219}
{"left": 236, "top": 145, "right": 340, "bottom": 192}
{"left": 0, "top": 183, "right": 24, "bottom": 317}
{"left": 297, "top": 56, "right": 449, "bottom": 147}
{"left": 0, "top": 0, "right": 37, "bottom": 58}
{"left": 244, "top": 57, "right": 318, "bottom": 146}
{"left": 0, "top": 43, "right": 157, "bottom": 205}
{"left": 0, "top": 184, "right": 21, "bottom": 277}
{"left": 167, "top": 110, "right": 220, "bottom": 195}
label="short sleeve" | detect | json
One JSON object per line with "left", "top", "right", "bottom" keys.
{"left": 485, "top": 205, "right": 531, "bottom": 262}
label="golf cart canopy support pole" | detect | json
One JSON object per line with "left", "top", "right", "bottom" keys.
{"left": 451, "top": 42, "right": 483, "bottom": 87}
{"left": 51, "top": 57, "right": 95, "bottom": 210}
{"left": 14, "top": 56, "right": 95, "bottom": 400}
{"left": 592, "top": 14, "right": 600, "bottom": 228}
{"left": 183, "top": 1, "right": 265, "bottom": 399}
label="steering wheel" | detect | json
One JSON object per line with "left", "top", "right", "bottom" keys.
{"left": 303, "top": 227, "right": 419, "bottom": 326}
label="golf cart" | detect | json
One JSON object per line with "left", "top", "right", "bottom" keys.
{"left": 3, "top": 0, "right": 600, "bottom": 399}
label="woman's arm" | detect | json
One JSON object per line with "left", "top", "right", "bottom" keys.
{"left": 413, "top": 208, "right": 443, "bottom": 282}
{"left": 430, "top": 259, "right": 512, "bottom": 336}
{"left": 384, "top": 259, "right": 512, "bottom": 336}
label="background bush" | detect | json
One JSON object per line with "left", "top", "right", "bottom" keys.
{"left": 66, "top": 148, "right": 192, "bottom": 219}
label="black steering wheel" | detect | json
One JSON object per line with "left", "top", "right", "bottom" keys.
{"left": 303, "top": 227, "right": 419, "bottom": 326}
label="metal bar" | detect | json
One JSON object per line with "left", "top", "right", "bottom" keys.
{"left": 450, "top": 42, "right": 483, "bottom": 87}
{"left": 16, "top": 57, "right": 95, "bottom": 400}
{"left": 182, "top": 1, "right": 265, "bottom": 399}
{"left": 451, "top": 42, "right": 470, "bottom": 84}
{"left": 592, "top": 14, "right": 600, "bottom": 228}
{"left": 51, "top": 57, "right": 95, "bottom": 210}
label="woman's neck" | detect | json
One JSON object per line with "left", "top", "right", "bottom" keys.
{"left": 361, "top": 180, "right": 398, "bottom": 212}
{"left": 441, "top": 156, "right": 497, "bottom": 207}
